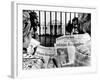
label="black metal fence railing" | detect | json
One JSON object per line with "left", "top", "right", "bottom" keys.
{"left": 23, "top": 10, "right": 91, "bottom": 47}
{"left": 32, "top": 10, "right": 78, "bottom": 47}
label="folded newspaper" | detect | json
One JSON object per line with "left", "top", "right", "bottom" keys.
{"left": 55, "top": 33, "right": 91, "bottom": 67}
{"left": 55, "top": 38, "right": 75, "bottom": 67}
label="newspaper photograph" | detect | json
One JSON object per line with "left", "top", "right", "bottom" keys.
{"left": 22, "top": 9, "right": 91, "bottom": 70}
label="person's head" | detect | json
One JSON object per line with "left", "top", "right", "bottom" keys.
{"left": 57, "top": 49, "right": 65, "bottom": 56}
{"left": 72, "top": 17, "right": 78, "bottom": 26}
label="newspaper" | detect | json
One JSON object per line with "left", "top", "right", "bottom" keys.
{"left": 23, "top": 33, "right": 91, "bottom": 69}
{"left": 55, "top": 33, "right": 91, "bottom": 67}
{"left": 35, "top": 45, "right": 55, "bottom": 68}
{"left": 55, "top": 39, "right": 76, "bottom": 67}
{"left": 23, "top": 45, "right": 55, "bottom": 69}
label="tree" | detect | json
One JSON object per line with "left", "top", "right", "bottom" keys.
{"left": 29, "top": 11, "right": 39, "bottom": 38}
{"left": 23, "top": 10, "right": 39, "bottom": 49}
{"left": 78, "top": 13, "right": 91, "bottom": 36}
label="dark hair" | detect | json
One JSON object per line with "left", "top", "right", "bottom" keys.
{"left": 72, "top": 17, "right": 78, "bottom": 23}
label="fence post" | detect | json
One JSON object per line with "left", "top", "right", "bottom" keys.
{"left": 60, "top": 12, "right": 62, "bottom": 35}
{"left": 39, "top": 11, "right": 41, "bottom": 42}
{"left": 44, "top": 11, "right": 46, "bottom": 46}
{"left": 65, "top": 12, "right": 67, "bottom": 35}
